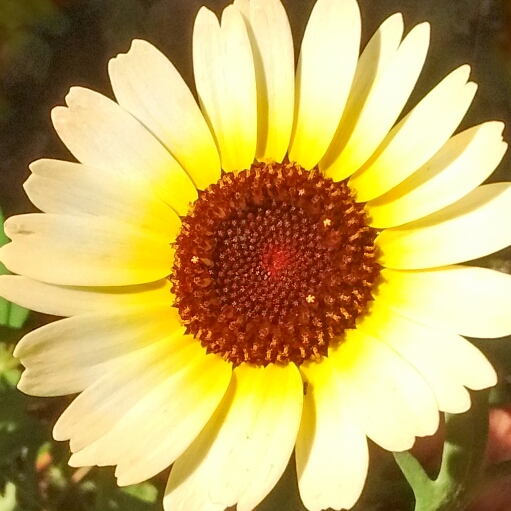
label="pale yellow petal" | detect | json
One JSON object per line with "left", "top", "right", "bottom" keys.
{"left": 14, "top": 305, "right": 181, "bottom": 396}
{"left": 164, "top": 419, "right": 226, "bottom": 511}
{"left": 69, "top": 340, "right": 231, "bottom": 487}
{"left": 366, "top": 122, "right": 507, "bottom": 228}
{"left": 108, "top": 39, "right": 220, "bottom": 190}
{"left": 357, "top": 302, "right": 495, "bottom": 412}
{"left": 350, "top": 66, "right": 476, "bottom": 202}
{"left": 165, "top": 364, "right": 303, "bottom": 511}
{"left": 212, "top": 364, "right": 303, "bottom": 511}
{"left": 51, "top": 87, "right": 197, "bottom": 215}
{"left": 55, "top": 331, "right": 189, "bottom": 448}
{"left": 296, "top": 359, "right": 368, "bottom": 511}
{"left": 193, "top": 6, "right": 257, "bottom": 172}
{"left": 375, "top": 266, "right": 511, "bottom": 339}
{"left": 0, "top": 275, "right": 172, "bottom": 317}
{"left": 0, "top": 214, "right": 173, "bottom": 286}
{"left": 322, "top": 20, "right": 430, "bottom": 181}
{"left": 115, "top": 352, "right": 230, "bottom": 486}
{"left": 376, "top": 183, "right": 511, "bottom": 269}
{"left": 289, "top": 0, "right": 361, "bottom": 169}
{"left": 25, "top": 159, "right": 181, "bottom": 239}
{"left": 233, "top": 0, "right": 249, "bottom": 17}
{"left": 329, "top": 329, "right": 439, "bottom": 451}
{"left": 236, "top": 0, "right": 294, "bottom": 163}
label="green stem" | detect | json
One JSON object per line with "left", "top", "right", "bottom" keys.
{"left": 394, "top": 390, "right": 490, "bottom": 511}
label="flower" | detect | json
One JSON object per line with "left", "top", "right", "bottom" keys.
{"left": 1, "top": 0, "right": 511, "bottom": 509}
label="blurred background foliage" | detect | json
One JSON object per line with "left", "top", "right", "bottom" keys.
{"left": 1, "top": 0, "right": 511, "bottom": 510}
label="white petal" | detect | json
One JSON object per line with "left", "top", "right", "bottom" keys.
{"left": 321, "top": 19, "right": 430, "bottom": 181}
{"left": 108, "top": 40, "right": 221, "bottom": 190}
{"left": 165, "top": 364, "right": 303, "bottom": 511}
{"left": 68, "top": 340, "right": 231, "bottom": 487}
{"left": 366, "top": 122, "right": 507, "bottom": 227}
{"left": 289, "top": 0, "right": 361, "bottom": 169}
{"left": 25, "top": 159, "right": 181, "bottom": 239}
{"left": 296, "top": 359, "right": 368, "bottom": 511}
{"left": 329, "top": 329, "right": 439, "bottom": 451}
{"left": 350, "top": 66, "right": 476, "bottom": 202}
{"left": 14, "top": 305, "right": 181, "bottom": 396}
{"left": 0, "top": 214, "right": 173, "bottom": 286}
{"left": 56, "top": 331, "right": 189, "bottom": 448}
{"left": 193, "top": 6, "right": 257, "bottom": 172}
{"left": 52, "top": 87, "right": 197, "bottom": 215}
{"left": 0, "top": 275, "right": 172, "bottom": 317}
{"left": 236, "top": 0, "right": 294, "bottom": 163}
{"left": 376, "top": 183, "right": 511, "bottom": 269}
{"left": 164, "top": 431, "right": 225, "bottom": 511}
{"left": 233, "top": 0, "right": 250, "bottom": 16}
{"left": 115, "top": 352, "right": 230, "bottom": 486}
{"left": 375, "top": 266, "right": 511, "bottom": 339}
{"left": 357, "top": 302, "right": 493, "bottom": 413}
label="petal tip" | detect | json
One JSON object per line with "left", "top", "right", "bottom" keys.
{"left": 413, "top": 21, "right": 431, "bottom": 44}
{"left": 50, "top": 105, "right": 68, "bottom": 127}
{"left": 196, "top": 5, "right": 217, "bottom": 25}
{"left": 68, "top": 453, "right": 85, "bottom": 468}
{"left": 52, "top": 424, "right": 67, "bottom": 442}
{"left": 64, "top": 86, "right": 83, "bottom": 105}
{"left": 28, "top": 158, "right": 46, "bottom": 173}
{"left": 16, "top": 372, "right": 32, "bottom": 394}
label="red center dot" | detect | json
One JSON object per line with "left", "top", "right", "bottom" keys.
{"left": 263, "top": 245, "right": 290, "bottom": 278}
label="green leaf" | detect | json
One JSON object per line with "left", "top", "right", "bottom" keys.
{"left": 0, "top": 208, "right": 29, "bottom": 330}
{"left": 0, "top": 385, "right": 46, "bottom": 463}
{"left": 120, "top": 482, "right": 158, "bottom": 504}
{"left": 0, "top": 385, "right": 49, "bottom": 511}
{"left": 0, "top": 343, "right": 21, "bottom": 386}
{"left": 92, "top": 469, "right": 159, "bottom": 511}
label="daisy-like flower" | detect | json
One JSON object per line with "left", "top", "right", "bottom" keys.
{"left": 2, "top": 0, "right": 511, "bottom": 509}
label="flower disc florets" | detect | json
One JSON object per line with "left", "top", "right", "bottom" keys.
{"left": 172, "top": 162, "right": 380, "bottom": 366}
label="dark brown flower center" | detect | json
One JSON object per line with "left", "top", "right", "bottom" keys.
{"left": 171, "top": 161, "right": 380, "bottom": 366}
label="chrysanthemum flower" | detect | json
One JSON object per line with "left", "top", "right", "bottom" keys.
{"left": 2, "top": 0, "right": 511, "bottom": 509}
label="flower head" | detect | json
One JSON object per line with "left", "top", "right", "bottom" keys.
{"left": 2, "top": 0, "right": 511, "bottom": 510}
